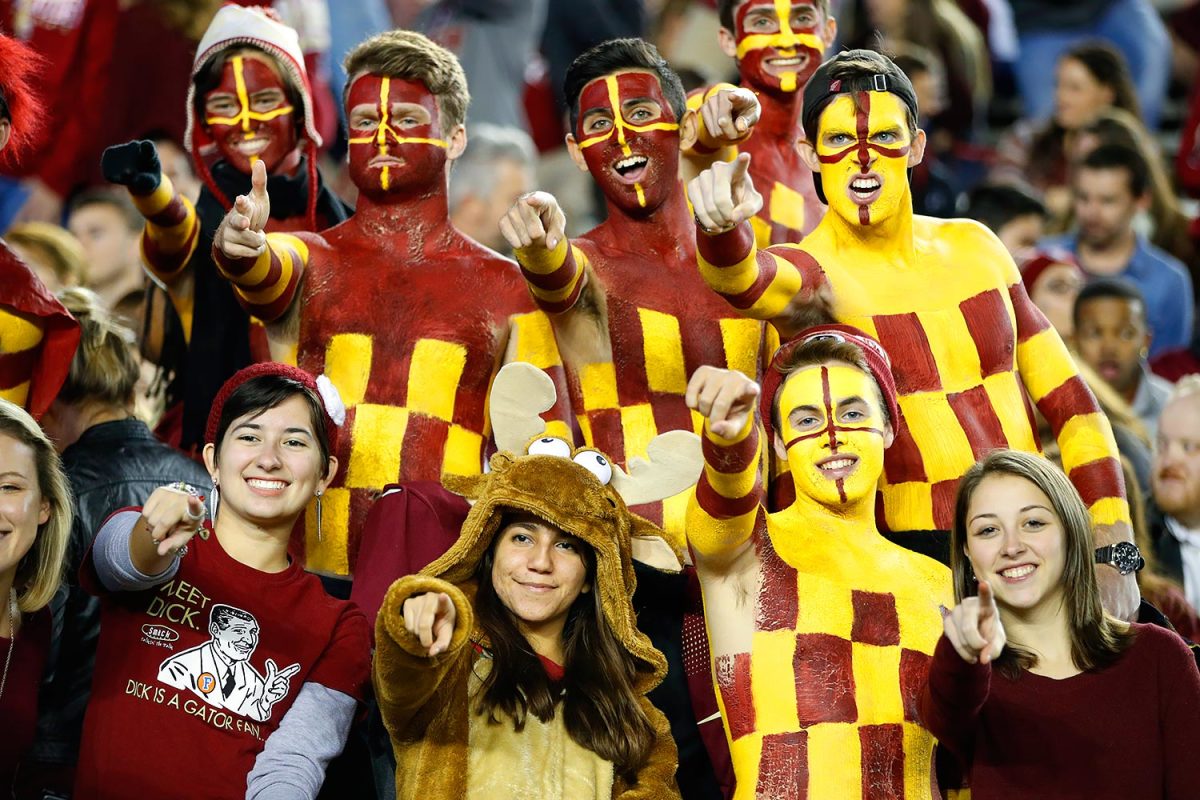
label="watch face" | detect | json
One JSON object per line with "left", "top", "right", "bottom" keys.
{"left": 1111, "top": 541, "right": 1143, "bottom": 574}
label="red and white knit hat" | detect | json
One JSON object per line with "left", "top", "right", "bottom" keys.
{"left": 205, "top": 362, "right": 345, "bottom": 451}
{"left": 185, "top": 4, "right": 322, "bottom": 225}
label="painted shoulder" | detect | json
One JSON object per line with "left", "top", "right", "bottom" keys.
{"left": 921, "top": 215, "right": 1021, "bottom": 283}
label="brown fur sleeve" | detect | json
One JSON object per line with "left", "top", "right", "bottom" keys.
{"left": 373, "top": 575, "right": 475, "bottom": 738}
{"left": 611, "top": 696, "right": 682, "bottom": 800}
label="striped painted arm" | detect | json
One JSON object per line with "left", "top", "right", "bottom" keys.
{"left": 683, "top": 82, "right": 743, "bottom": 158}
{"left": 129, "top": 173, "right": 200, "bottom": 283}
{"left": 686, "top": 412, "right": 763, "bottom": 560}
{"left": 515, "top": 237, "right": 587, "bottom": 314}
{"left": 1011, "top": 282, "right": 1131, "bottom": 528}
{"left": 213, "top": 233, "right": 308, "bottom": 323}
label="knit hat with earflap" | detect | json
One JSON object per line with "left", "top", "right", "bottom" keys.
{"left": 185, "top": 4, "right": 322, "bottom": 226}
{"left": 205, "top": 362, "right": 345, "bottom": 452}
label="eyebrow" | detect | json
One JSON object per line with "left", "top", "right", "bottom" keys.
{"left": 789, "top": 404, "right": 822, "bottom": 417}
{"left": 836, "top": 395, "right": 868, "bottom": 406}
{"left": 969, "top": 504, "right": 1053, "bottom": 523}
{"left": 0, "top": 471, "right": 28, "bottom": 480}
{"left": 620, "top": 96, "right": 657, "bottom": 109}
{"left": 232, "top": 422, "right": 312, "bottom": 436}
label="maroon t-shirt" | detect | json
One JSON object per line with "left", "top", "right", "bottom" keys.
{"left": 0, "top": 608, "right": 50, "bottom": 788}
{"left": 921, "top": 622, "right": 1200, "bottom": 799}
{"left": 74, "top": 518, "right": 371, "bottom": 799}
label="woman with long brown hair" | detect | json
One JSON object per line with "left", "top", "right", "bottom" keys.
{"left": 921, "top": 449, "right": 1200, "bottom": 798}
{"left": 374, "top": 363, "right": 684, "bottom": 799}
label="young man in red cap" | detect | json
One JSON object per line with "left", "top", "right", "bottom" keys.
{"left": 685, "top": 325, "right": 951, "bottom": 798}
{"left": 0, "top": 34, "right": 79, "bottom": 419}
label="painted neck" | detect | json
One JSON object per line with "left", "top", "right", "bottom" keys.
{"left": 353, "top": 179, "right": 452, "bottom": 238}
{"left": 598, "top": 180, "right": 694, "bottom": 254}
{"left": 754, "top": 88, "right": 803, "bottom": 142}
{"left": 825, "top": 195, "right": 917, "bottom": 261}
{"left": 772, "top": 485, "right": 880, "bottom": 549}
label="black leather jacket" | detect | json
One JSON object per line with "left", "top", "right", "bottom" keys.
{"left": 30, "top": 418, "right": 211, "bottom": 768}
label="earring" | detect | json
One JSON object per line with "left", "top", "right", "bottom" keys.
{"left": 315, "top": 490, "right": 323, "bottom": 542}
{"left": 208, "top": 478, "right": 220, "bottom": 521}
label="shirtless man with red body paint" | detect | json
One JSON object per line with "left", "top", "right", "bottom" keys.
{"left": 212, "top": 31, "right": 568, "bottom": 577}
{"left": 688, "top": 49, "right": 1140, "bottom": 620}
{"left": 683, "top": 0, "right": 835, "bottom": 246}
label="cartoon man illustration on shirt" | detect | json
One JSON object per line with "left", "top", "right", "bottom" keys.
{"left": 159, "top": 604, "right": 300, "bottom": 722}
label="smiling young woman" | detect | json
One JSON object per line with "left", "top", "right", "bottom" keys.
{"left": 921, "top": 449, "right": 1200, "bottom": 798}
{"left": 72, "top": 364, "right": 370, "bottom": 800}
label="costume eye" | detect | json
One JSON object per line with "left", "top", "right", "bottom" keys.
{"left": 572, "top": 450, "right": 613, "bottom": 484}
{"left": 527, "top": 437, "right": 572, "bottom": 458}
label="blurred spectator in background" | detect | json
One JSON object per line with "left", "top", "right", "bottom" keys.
{"left": 541, "top": 0, "right": 645, "bottom": 118}
{"left": 893, "top": 44, "right": 962, "bottom": 217}
{"left": 65, "top": 190, "right": 144, "bottom": 314}
{"left": 448, "top": 123, "right": 535, "bottom": 253}
{"left": 19, "top": 288, "right": 209, "bottom": 797}
{"left": 1150, "top": 377, "right": 1200, "bottom": 615}
{"left": 1069, "top": 109, "right": 1199, "bottom": 294}
{"left": 148, "top": 135, "right": 202, "bottom": 203}
{"left": 843, "top": 0, "right": 991, "bottom": 145}
{"left": 1074, "top": 277, "right": 1175, "bottom": 438}
{"left": 1008, "top": 0, "right": 1170, "bottom": 129}
{"left": 1020, "top": 249, "right": 1085, "bottom": 339}
{"left": 995, "top": 41, "right": 1139, "bottom": 225}
{"left": 967, "top": 182, "right": 1049, "bottom": 262}
{"left": 1044, "top": 144, "right": 1194, "bottom": 356}
{"left": 3, "top": 222, "right": 84, "bottom": 293}
{"left": 418, "top": 0, "right": 549, "bottom": 130}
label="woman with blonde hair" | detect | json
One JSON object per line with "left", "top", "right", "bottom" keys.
{"left": 921, "top": 449, "right": 1200, "bottom": 797}
{"left": 0, "top": 398, "right": 72, "bottom": 791}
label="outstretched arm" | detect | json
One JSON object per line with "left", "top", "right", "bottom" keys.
{"left": 501, "top": 191, "right": 588, "bottom": 314}
{"left": 684, "top": 366, "right": 763, "bottom": 563}
{"left": 680, "top": 83, "right": 760, "bottom": 181}
{"left": 211, "top": 160, "right": 309, "bottom": 323}
{"left": 688, "top": 155, "right": 827, "bottom": 338}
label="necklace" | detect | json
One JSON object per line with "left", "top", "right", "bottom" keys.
{"left": 0, "top": 590, "right": 15, "bottom": 702}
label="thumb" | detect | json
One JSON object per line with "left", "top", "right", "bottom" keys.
{"left": 186, "top": 494, "right": 204, "bottom": 520}
{"left": 265, "top": 658, "right": 278, "bottom": 677}
{"left": 251, "top": 159, "right": 269, "bottom": 199}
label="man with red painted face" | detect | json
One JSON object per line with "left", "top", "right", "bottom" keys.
{"left": 682, "top": 0, "right": 836, "bottom": 247}
{"left": 211, "top": 30, "right": 570, "bottom": 579}
{"left": 100, "top": 5, "right": 351, "bottom": 454}
{"left": 0, "top": 34, "right": 79, "bottom": 421}
{"left": 689, "top": 49, "right": 1142, "bottom": 622}
{"left": 501, "top": 37, "right": 767, "bottom": 798}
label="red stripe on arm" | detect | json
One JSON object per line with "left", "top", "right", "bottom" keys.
{"left": 213, "top": 246, "right": 261, "bottom": 281}
{"left": 519, "top": 246, "right": 578, "bottom": 292}
{"left": 721, "top": 253, "right": 778, "bottom": 311}
{"left": 694, "top": 473, "right": 763, "bottom": 519}
{"left": 702, "top": 426, "right": 760, "bottom": 474}
{"left": 1008, "top": 282, "right": 1051, "bottom": 344}
{"left": 697, "top": 221, "right": 755, "bottom": 266}
{"left": 1068, "top": 457, "right": 1126, "bottom": 508}
{"left": 249, "top": 257, "right": 302, "bottom": 322}
{"left": 146, "top": 195, "right": 190, "bottom": 228}
{"left": 947, "top": 385, "right": 1010, "bottom": 459}
{"left": 141, "top": 223, "right": 198, "bottom": 278}
{"left": 1036, "top": 376, "right": 1098, "bottom": 439}
{"left": 960, "top": 289, "right": 1016, "bottom": 377}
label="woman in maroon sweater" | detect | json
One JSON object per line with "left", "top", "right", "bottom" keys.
{"left": 921, "top": 449, "right": 1200, "bottom": 798}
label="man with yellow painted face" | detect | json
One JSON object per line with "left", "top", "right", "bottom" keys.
{"left": 685, "top": 325, "right": 952, "bottom": 799}
{"left": 688, "top": 49, "right": 1140, "bottom": 620}
{"left": 209, "top": 30, "right": 571, "bottom": 578}
{"left": 681, "top": 0, "right": 835, "bottom": 246}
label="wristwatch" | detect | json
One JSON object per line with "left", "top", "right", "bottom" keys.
{"left": 1095, "top": 542, "right": 1145, "bottom": 575}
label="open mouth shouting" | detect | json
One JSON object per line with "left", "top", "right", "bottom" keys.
{"left": 612, "top": 154, "right": 648, "bottom": 183}
{"left": 848, "top": 174, "right": 882, "bottom": 205}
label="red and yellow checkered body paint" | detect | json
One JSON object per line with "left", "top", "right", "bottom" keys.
{"left": 516, "top": 222, "right": 770, "bottom": 538}
{"left": 688, "top": 415, "right": 951, "bottom": 799}
{"left": 696, "top": 219, "right": 1129, "bottom": 533}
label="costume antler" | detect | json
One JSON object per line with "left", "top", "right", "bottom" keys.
{"left": 489, "top": 362, "right": 557, "bottom": 454}
{"left": 610, "top": 429, "right": 702, "bottom": 507}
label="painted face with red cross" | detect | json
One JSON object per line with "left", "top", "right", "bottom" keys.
{"left": 776, "top": 361, "right": 893, "bottom": 508}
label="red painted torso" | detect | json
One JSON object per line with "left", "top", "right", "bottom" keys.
{"left": 742, "top": 93, "right": 825, "bottom": 245}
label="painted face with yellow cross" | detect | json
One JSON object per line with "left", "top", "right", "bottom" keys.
{"left": 777, "top": 362, "right": 893, "bottom": 509}
{"left": 733, "top": 0, "right": 828, "bottom": 95}
{"left": 810, "top": 91, "right": 925, "bottom": 228}
{"left": 203, "top": 51, "right": 297, "bottom": 174}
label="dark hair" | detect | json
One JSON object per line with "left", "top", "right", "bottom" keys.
{"left": 211, "top": 604, "right": 257, "bottom": 629}
{"left": 472, "top": 515, "right": 656, "bottom": 782}
{"left": 210, "top": 374, "right": 333, "bottom": 478}
{"left": 802, "top": 49, "right": 919, "bottom": 144}
{"left": 1061, "top": 41, "right": 1141, "bottom": 120}
{"left": 966, "top": 183, "right": 1048, "bottom": 234}
{"left": 564, "top": 38, "right": 686, "bottom": 132}
{"left": 66, "top": 189, "right": 142, "bottom": 233}
{"left": 951, "top": 450, "right": 1132, "bottom": 680}
{"left": 716, "top": 0, "right": 830, "bottom": 31}
{"left": 1077, "top": 143, "right": 1149, "bottom": 198}
{"left": 771, "top": 334, "right": 891, "bottom": 433}
{"left": 343, "top": 29, "right": 470, "bottom": 130}
{"left": 1072, "top": 276, "right": 1146, "bottom": 329}
{"left": 192, "top": 45, "right": 305, "bottom": 138}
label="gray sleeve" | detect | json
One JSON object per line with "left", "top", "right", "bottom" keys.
{"left": 93, "top": 510, "right": 180, "bottom": 592}
{"left": 245, "top": 682, "right": 357, "bottom": 800}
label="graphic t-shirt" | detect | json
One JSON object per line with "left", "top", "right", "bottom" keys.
{"left": 74, "top": 516, "right": 371, "bottom": 799}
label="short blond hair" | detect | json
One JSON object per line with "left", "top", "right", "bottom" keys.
{"left": 1167, "top": 374, "right": 1200, "bottom": 407}
{"left": 343, "top": 30, "right": 469, "bottom": 131}
{"left": 0, "top": 399, "right": 71, "bottom": 612}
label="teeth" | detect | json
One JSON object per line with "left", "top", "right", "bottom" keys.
{"left": 1002, "top": 565, "right": 1035, "bottom": 579}
{"left": 615, "top": 156, "right": 647, "bottom": 171}
{"left": 820, "top": 458, "right": 855, "bottom": 471}
{"left": 770, "top": 57, "right": 802, "bottom": 66}
{"left": 237, "top": 139, "right": 269, "bottom": 155}
{"left": 852, "top": 179, "right": 880, "bottom": 190}
{"left": 247, "top": 478, "right": 286, "bottom": 490}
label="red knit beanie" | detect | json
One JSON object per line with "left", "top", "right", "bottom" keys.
{"left": 205, "top": 362, "right": 345, "bottom": 450}
{"left": 1020, "top": 249, "right": 1083, "bottom": 294}
{"left": 760, "top": 324, "right": 901, "bottom": 447}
